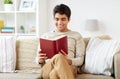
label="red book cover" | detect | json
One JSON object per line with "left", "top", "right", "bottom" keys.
{"left": 40, "top": 35, "right": 68, "bottom": 58}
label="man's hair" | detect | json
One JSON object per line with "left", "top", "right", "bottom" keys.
{"left": 53, "top": 4, "right": 71, "bottom": 20}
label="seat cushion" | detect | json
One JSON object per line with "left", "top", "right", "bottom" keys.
{"left": 76, "top": 74, "right": 114, "bottom": 79}
{"left": 0, "top": 73, "right": 40, "bottom": 79}
{"left": 0, "top": 73, "right": 114, "bottom": 79}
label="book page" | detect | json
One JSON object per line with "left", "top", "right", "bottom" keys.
{"left": 41, "top": 35, "right": 66, "bottom": 41}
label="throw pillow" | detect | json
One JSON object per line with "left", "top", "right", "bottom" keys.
{"left": 0, "top": 36, "right": 16, "bottom": 72}
{"left": 16, "top": 37, "right": 40, "bottom": 70}
{"left": 82, "top": 37, "right": 120, "bottom": 75}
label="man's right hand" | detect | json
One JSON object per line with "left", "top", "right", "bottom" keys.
{"left": 37, "top": 50, "right": 47, "bottom": 64}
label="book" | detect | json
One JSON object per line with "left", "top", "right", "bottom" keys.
{"left": 40, "top": 35, "right": 68, "bottom": 58}
{"left": 1, "top": 27, "right": 14, "bottom": 33}
{"left": 0, "top": 20, "right": 4, "bottom": 29}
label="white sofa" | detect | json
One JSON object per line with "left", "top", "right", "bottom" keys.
{"left": 0, "top": 36, "right": 120, "bottom": 79}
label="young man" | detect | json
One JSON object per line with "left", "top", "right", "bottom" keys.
{"left": 36, "top": 4, "right": 85, "bottom": 79}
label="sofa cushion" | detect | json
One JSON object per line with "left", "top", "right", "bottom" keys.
{"left": 0, "top": 73, "right": 40, "bottom": 79}
{"left": 16, "top": 37, "right": 41, "bottom": 70}
{"left": 76, "top": 74, "right": 114, "bottom": 79}
{"left": 0, "top": 36, "right": 16, "bottom": 72}
{"left": 83, "top": 35, "right": 111, "bottom": 47}
{"left": 0, "top": 73, "right": 114, "bottom": 79}
{"left": 82, "top": 37, "right": 119, "bottom": 75}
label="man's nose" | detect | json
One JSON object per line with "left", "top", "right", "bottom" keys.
{"left": 58, "top": 20, "right": 63, "bottom": 25}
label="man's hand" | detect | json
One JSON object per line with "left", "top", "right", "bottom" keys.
{"left": 37, "top": 50, "right": 47, "bottom": 64}
{"left": 60, "top": 50, "right": 72, "bottom": 65}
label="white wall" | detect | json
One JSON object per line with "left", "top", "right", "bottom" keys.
{"left": 38, "top": 0, "right": 48, "bottom": 37}
{"left": 45, "top": 0, "right": 120, "bottom": 39}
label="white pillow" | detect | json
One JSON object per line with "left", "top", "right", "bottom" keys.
{"left": 82, "top": 37, "right": 119, "bottom": 75}
{"left": 0, "top": 36, "right": 16, "bottom": 72}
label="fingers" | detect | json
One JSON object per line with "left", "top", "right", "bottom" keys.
{"left": 39, "top": 53, "right": 46, "bottom": 56}
{"left": 39, "top": 53, "right": 47, "bottom": 59}
{"left": 39, "top": 56, "right": 47, "bottom": 59}
{"left": 38, "top": 55, "right": 47, "bottom": 64}
{"left": 38, "top": 50, "right": 42, "bottom": 54}
{"left": 37, "top": 50, "right": 48, "bottom": 63}
{"left": 39, "top": 56, "right": 47, "bottom": 61}
{"left": 37, "top": 49, "right": 46, "bottom": 56}
{"left": 60, "top": 50, "right": 67, "bottom": 56}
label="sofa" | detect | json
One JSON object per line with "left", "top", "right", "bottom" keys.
{"left": 0, "top": 36, "right": 120, "bottom": 79}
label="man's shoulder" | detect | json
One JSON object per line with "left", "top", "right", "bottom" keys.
{"left": 68, "top": 31, "right": 83, "bottom": 40}
{"left": 69, "top": 31, "right": 82, "bottom": 36}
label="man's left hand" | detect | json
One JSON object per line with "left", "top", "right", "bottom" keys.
{"left": 60, "top": 50, "right": 72, "bottom": 65}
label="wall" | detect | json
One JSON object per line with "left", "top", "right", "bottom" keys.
{"left": 45, "top": 0, "right": 120, "bottom": 39}
{"left": 39, "top": 0, "right": 48, "bottom": 37}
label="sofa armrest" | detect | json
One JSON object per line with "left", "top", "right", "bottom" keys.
{"left": 114, "top": 51, "right": 120, "bottom": 79}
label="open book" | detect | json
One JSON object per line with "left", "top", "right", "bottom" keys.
{"left": 40, "top": 35, "right": 68, "bottom": 58}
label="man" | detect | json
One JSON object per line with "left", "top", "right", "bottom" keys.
{"left": 36, "top": 4, "right": 85, "bottom": 79}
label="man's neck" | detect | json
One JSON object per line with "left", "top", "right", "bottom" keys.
{"left": 56, "top": 29, "right": 70, "bottom": 32}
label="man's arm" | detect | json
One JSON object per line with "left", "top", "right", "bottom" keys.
{"left": 71, "top": 36, "right": 85, "bottom": 66}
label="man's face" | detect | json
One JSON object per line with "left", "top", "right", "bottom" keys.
{"left": 54, "top": 13, "right": 70, "bottom": 32}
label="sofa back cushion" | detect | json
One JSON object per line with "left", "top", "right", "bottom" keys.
{"left": 16, "top": 37, "right": 40, "bottom": 70}
{"left": 82, "top": 35, "right": 119, "bottom": 75}
{"left": 83, "top": 35, "right": 112, "bottom": 46}
{"left": 0, "top": 36, "right": 16, "bottom": 72}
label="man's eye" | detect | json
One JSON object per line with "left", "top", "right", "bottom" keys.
{"left": 62, "top": 18, "right": 66, "bottom": 21}
{"left": 55, "top": 18, "right": 59, "bottom": 21}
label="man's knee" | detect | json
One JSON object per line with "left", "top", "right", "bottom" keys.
{"left": 54, "top": 53, "right": 64, "bottom": 59}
